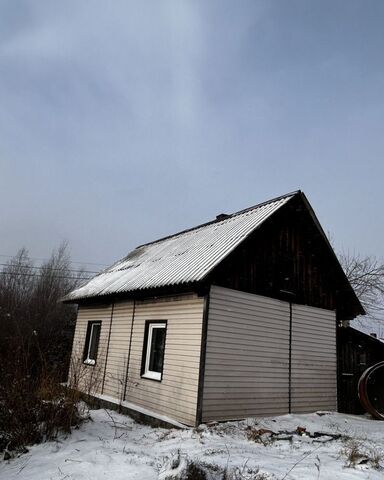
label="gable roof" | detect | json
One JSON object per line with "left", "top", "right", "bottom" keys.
{"left": 63, "top": 191, "right": 297, "bottom": 302}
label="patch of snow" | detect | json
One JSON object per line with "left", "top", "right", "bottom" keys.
{"left": 1, "top": 409, "right": 384, "bottom": 479}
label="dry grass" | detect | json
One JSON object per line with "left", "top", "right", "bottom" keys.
{"left": 0, "top": 351, "right": 101, "bottom": 458}
{"left": 0, "top": 369, "right": 85, "bottom": 457}
{"left": 340, "top": 439, "right": 383, "bottom": 469}
{"left": 246, "top": 427, "right": 275, "bottom": 445}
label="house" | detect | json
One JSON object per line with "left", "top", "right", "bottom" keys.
{"left": 64, "top": 190, "right": 364, "bottom": 427}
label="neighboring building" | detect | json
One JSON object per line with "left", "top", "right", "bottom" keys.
{"left": 64, "top": 191, "right": 364, "bottom": 427}
{"left": 337, "top": 326, "right": 384, "bottom": 414}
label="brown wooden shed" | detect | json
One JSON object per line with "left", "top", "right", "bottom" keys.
{"left": 337, "top": 326, "right": 384, "bottom": 414}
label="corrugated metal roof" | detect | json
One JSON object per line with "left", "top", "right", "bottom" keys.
{"left": 64, "top": 192, "right": 296, "bottom": 301}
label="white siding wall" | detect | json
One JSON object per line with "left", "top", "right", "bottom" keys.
{"left": 102, "top": 301, "right": 134, "bottom": 400}
{"left": 70, "top": 304, "right": 112, "bottom": 394}
{"left": 202, "top": 286, "right": 337, "bottom": 422}
{"left": 70, "top": 294, "right": 204, "bottom": 426}
{"left": 125, "top": 294, "right": 204, "bottom": 426}
{"left": 70, "top": 287, "right": 337, "bottom": 426}
{"left": 291, "top": 304, "right": 337, "bottom": 412}
{"left": 202, "top": 286, "right": 290, "bottom": 422}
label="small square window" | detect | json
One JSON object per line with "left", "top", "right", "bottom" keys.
{"left": 83, "top": 321, "right": 101, "bottom": 365}
{"left": 141, "top": 321, "right": 167, "bottom": 381}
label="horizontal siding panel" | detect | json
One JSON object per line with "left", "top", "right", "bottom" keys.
{"left": 205, "top": 364, "right": 289, "bottom": 374}
{"left": 200, "top": 354, "right": 288, "bottom": 365}
{"left": 133, "top": 381, "right": 199, "bottom": 396}
{"left": 291, "top": 374, "right": 337, "bottom": 381}
{"left": 209, "top": 312, "right": 291, "bottom": 330}
{"left": 292, "top": 330, "right": 336, "bottom": 342}
{"left": 208, "top": 306, "right": 288, "bottom": 321}
{"left": 204, "top": 381, "right": 289, "bottom": 388}
{"left": 210, "top": 290, "right": 288, "bottom": 309}
{"left": 205, "top": 346, "right": 289, "bottom": 359}
{"left": 71, "top": 295, "right": 204, "bottom": 426}
{"left": 124, "top": 394, "right": 197, "bottom": 421}
{"left": 292, "top": 399, "right": 337, "bottom": 407}
{"left": 204, "top": 388, "right": 290, "bottom": 398}
{"left": 70, "top": 304, "right": 113, "bottom": 396}
{"left": 202, "top": 287, "right": 337, "bottom": 422}
{"left": 129, "top": 358, "right": 201, "bottom": 370}
{"left": 203, "top": 406, "right": 289, "bottom": 418}
{"left": 209, "top": 305, "right": 288, "bottom": 317}
{"left": 203, "top": 286, "right": 290, "bottom": 422}
{"left": 125, "top": 294, "right": 204, "bottom": 426}
{"left": 207, "top": 325, "right": 290, "bottom": 339}
{"left": 206, "top": 328, "right": 291, "bottom": 343}
{"left": 291, "top": 304, "right": 337, "bottom": 413}
{"left": 203, "top": 405, "right": 290, "bottom": 414}
{"left": 292, "top": 386, "right": 337, "bottom": 392}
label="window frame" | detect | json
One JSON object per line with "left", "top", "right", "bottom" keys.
{"left": 83, "top": 321, "right": 102, "bottom": 366}
{"left": 141, "top": 320, "right": 167, "bottom": 382}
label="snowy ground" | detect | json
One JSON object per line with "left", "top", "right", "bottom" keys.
{"left": 1, "top": 408, "right": 384, "bottom": 479}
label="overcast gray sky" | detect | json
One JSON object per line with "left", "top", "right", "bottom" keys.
{"left": 1, "top": 0, "right": 383, "bottom": 269}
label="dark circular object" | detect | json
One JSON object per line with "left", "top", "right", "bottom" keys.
{"left": 358, "top": 361, "right": 384, "bottom": 420}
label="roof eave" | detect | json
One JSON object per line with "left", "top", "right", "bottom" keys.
{"left": 62, "top": 280, "right": 207, "bottom": 305}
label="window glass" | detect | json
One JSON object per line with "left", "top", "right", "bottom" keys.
{"left": 88, "top": 323, "right": 101, "bottom": 361}
{"left": 142, "top": 321, "right": 167, "bottom": 380}
{"left": 83, "top": 321, "right": 101, "bottom": 365}
{"left": 149, "top": 327, "right": 166, "bottom": 373}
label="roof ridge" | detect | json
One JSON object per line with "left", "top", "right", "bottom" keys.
{"left": 135, "top": 190, "right": 300, "bottom": 250}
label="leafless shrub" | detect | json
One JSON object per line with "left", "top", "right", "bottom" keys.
{"left": 68, "top": 352, "right": 104, "bottom": 399}
{"left": 158, "top": 453, "right": 272, "bottom": 480}
{"left": 222, "top": 463, "right": 272, "bottom": 480}
{"left": 340, "top": 439, "right": 383, "bottom": 469}
{"left": 246, "top": 427, "right": 274, "bottom": 445}
{"left": 340, "top": 439, "right": 368, "bottom": 467}
{"left": 369, "top": 449, "right": 383, "bottom": 470}
{"left": 0, "top": 243, "right": 92, "bottom": 456}
{"left": 0, "top": 366, "right": 86, "bottom": 456}
{"left": 183, "top": 461, "right": 208, "bottom": 480}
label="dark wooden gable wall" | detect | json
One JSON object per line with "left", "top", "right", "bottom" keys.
{"left": 208, "top": 195, "right": 362, "bottom": 321}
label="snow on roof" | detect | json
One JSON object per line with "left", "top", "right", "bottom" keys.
{"left": 63, "top": 192, "right": 296, "bottom": 302}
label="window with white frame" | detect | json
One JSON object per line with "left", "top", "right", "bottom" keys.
{"left": 141, "top": 321, "right": 167, "bottom": 381}
{"left": 83, "top": 321, "right": 101, "bottom": 365}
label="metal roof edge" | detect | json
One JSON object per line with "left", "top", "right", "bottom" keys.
{"left": 135, "top": 190, "right": 301, "bottom": 250}
{"left": 346, "top": 326, "right": 384, "bottom": 345}
{"left": 61, "top": 281, "right": 203, "bottom": 304}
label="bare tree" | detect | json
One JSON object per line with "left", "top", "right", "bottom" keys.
{"left": 339, "top": 252, "right": 384, "bottom": 321}
{"left": 0, "top": 244, "right": 105, "bottom": 454}
{"left": 0, "top": 242, "right": 89, "bottom": 379}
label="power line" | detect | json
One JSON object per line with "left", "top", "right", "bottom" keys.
{"left": 0, "top": 271, "right": 92, "bottom": 281}
{"left": 0, "top": 263, "right": 100, "bottom": 275}
{"left": 0, "top": 253, "right": 109, "bottom": 268}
